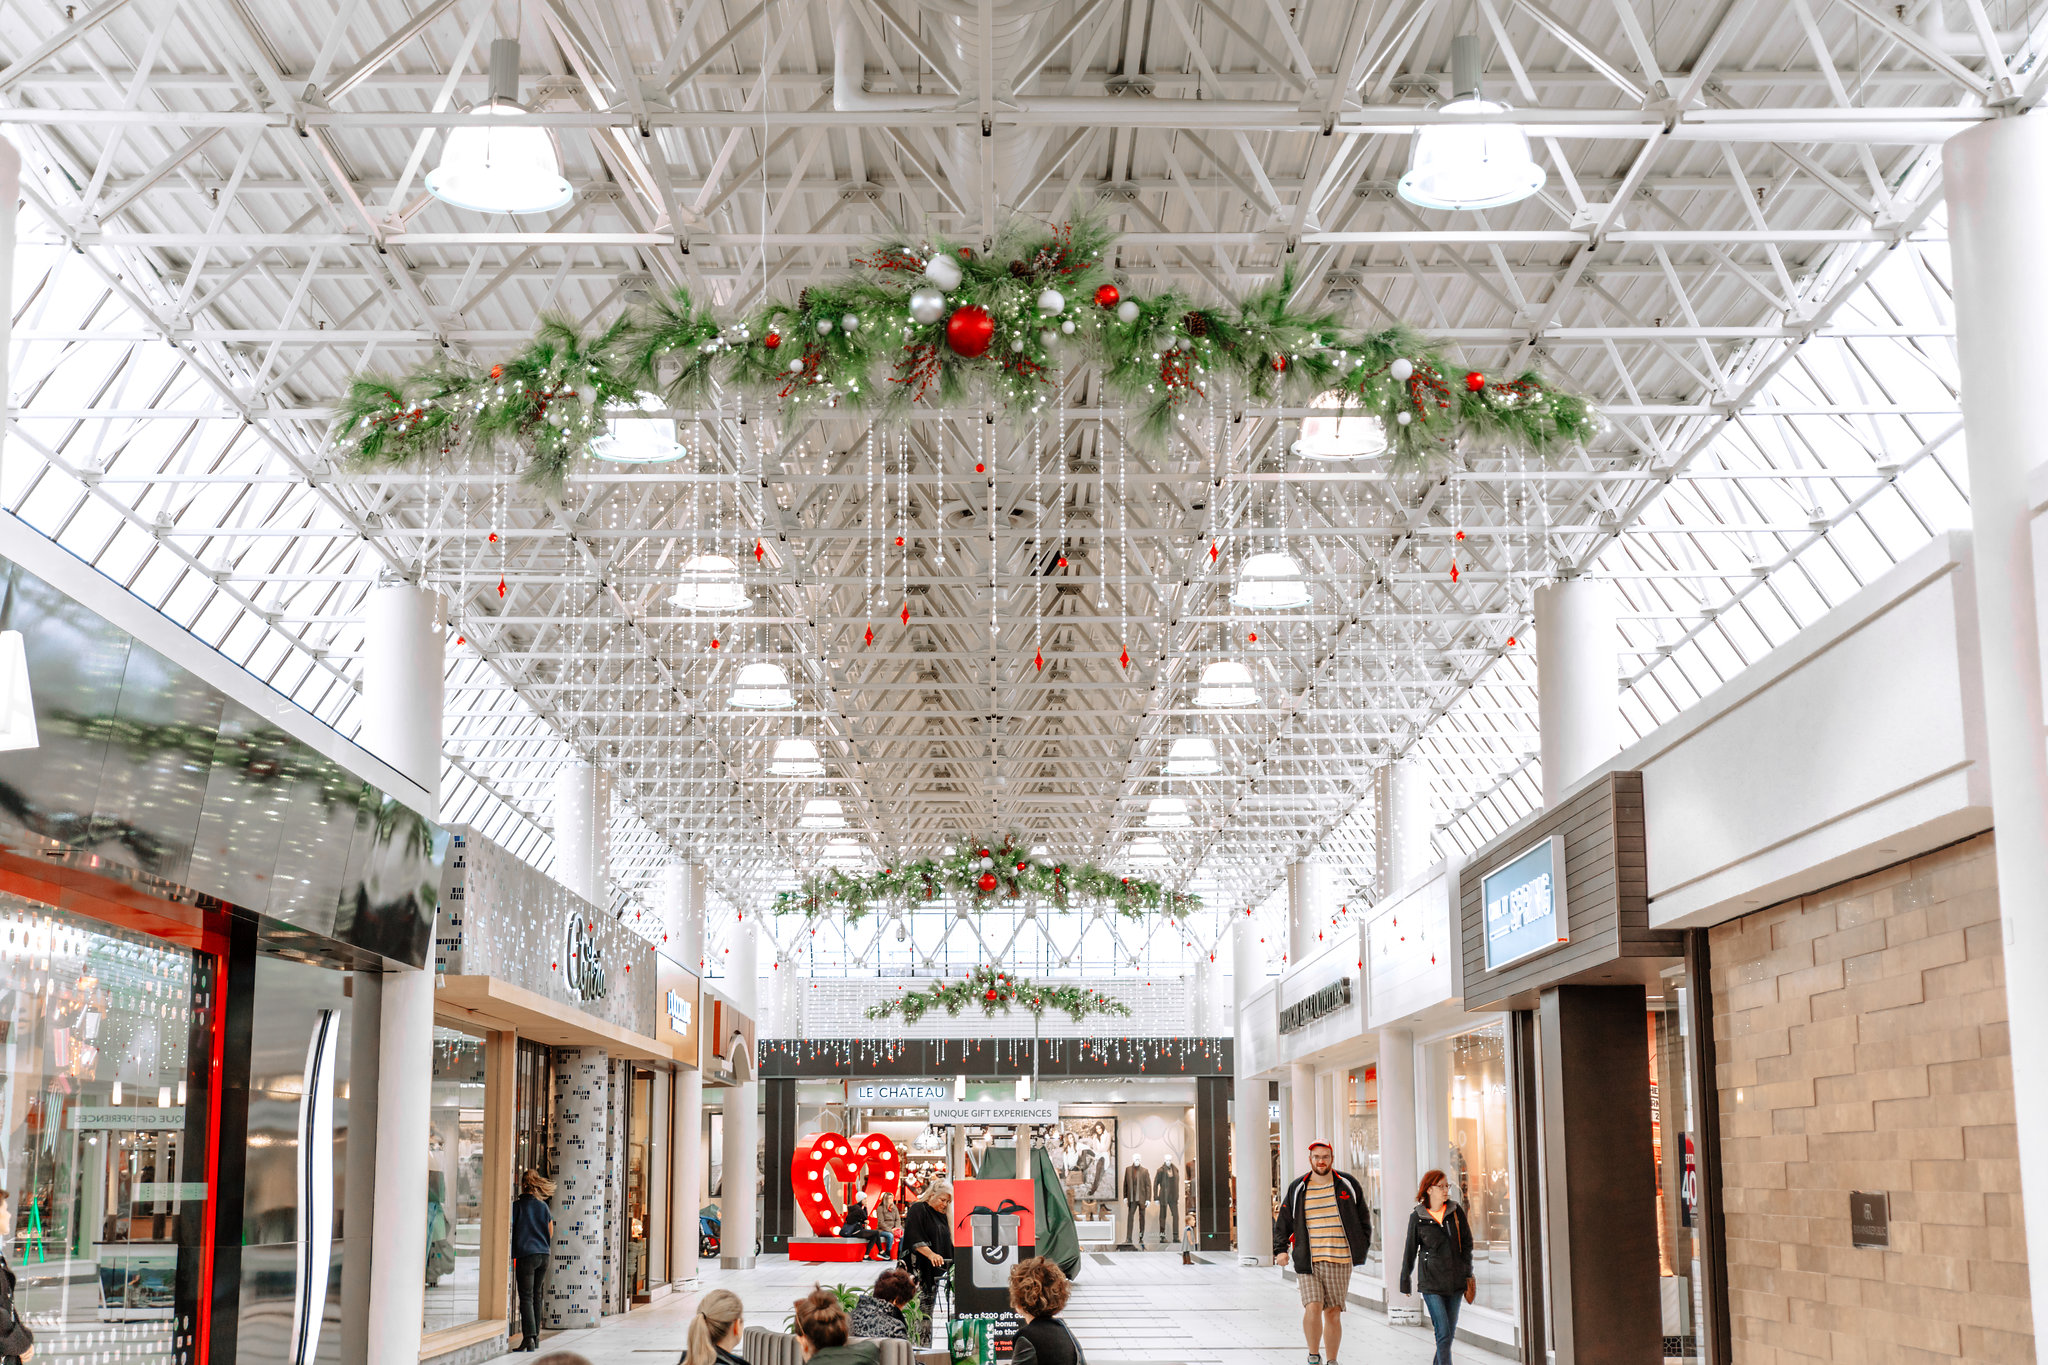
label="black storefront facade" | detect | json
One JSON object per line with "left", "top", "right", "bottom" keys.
{"left": 0, "top": 533, "right": 443, "bottom": 1365}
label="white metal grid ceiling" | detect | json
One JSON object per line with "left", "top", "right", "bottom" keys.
{"left": 0, "top": 0, "right": 1994, "bottom": 965}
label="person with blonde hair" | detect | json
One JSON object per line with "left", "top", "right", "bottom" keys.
{"left": 900, "top": 1179, "right": 955, "bottom": 1345}
{"left": 791, "top": 1286, "right": 878, "bottom": 1365}
{"left": 511, "top": 1169, "right": 557, "bottom": 1352}
{"left": 681, "top": 1288, "right": 747, "bottom": 1365}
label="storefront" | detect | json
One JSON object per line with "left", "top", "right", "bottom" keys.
{"left": 758, "top": 1038, "right": 1232, "bottom": 1257}
{"left": 0, "top": 545, "right": 443, "bottom": 1365}
{"left": 426, "top": 828, "right": 695, "bottom": 1361}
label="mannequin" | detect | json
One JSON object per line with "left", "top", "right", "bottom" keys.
{"left": 1122, "top": 1160, "right": 1152, "bottom": 1244}
{"left": 1153, "top": 1158, "right": 1179, "bottom": 1245}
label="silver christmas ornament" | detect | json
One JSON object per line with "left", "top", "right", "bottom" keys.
{"left": 788, "top": 356, "right": 806, "bottom": 373}
{"left": 1116, "top": 299, "right": 1141, "bottom": 324}
{"left": 924, "top": 253, "right": 963, "bottom": 291}
{"left": 1060, "top": 319, "right": 1076, "bottom": 335}
{"left": 816, "top": 319, "right": 834, "bottom": 335}
{"left": 909, "top": 287, "right": 947, "bottom": 324}
{"left": 1390, "top": 358, "right": 1414, "bottom": 382}
{"left": 1036, "top": 288, "right": 1065, "bottom": 314}
{"left": 841, "top": 313, "right": 861, "bottom": 332}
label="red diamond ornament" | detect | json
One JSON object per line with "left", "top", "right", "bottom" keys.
{"left": 1119, "top": 646, "right": 1130, "bottom": 669}
{"left": 864, "top": 624, "right": 875, "bottom": 646}
{"left": 900, "top": 602, "right": 911, "bottom": 625}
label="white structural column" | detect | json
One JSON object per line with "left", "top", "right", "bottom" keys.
{"left": 669, "top": 863, "right": 707, "bottom": 1284}
{"left": 1374, "top": 761, "right": 1434, "bottom": 898}
{"left": 1376, "top": 1028, "right": 1420, "bottom": 1322}
{"left": 1232, "top": 912, "right": 1272, "bottom": 1265}
{"left": 1533, "top": 579, "right": 1620, "bottom": 805}
{"left": 1288, "top": 1062, "right": 1318, "bottom": 1190}
{"left": 0, "top": 142, "right": 15, "bottom": 461}
{"left": 721, "top": 909, "right": 760, "bottom": 1268}
{"left": 1945, "top": 113, "right": 2048, "bottom": 1345}
{"left": 1285, "top": 861, "right": 1316, "bottom": 963}
{"left": 554, "top": 761, "right": 611, "bottom": 905}
{"left": 360, "top": 581, "right": 444, "bottom": 1365}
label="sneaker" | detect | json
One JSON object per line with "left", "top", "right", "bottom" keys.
{"left": 1307, "top": 1355, "right": 1322, "bottom": 1365}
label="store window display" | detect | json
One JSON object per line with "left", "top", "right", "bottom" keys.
{"left": 0, "top": 892, "right": 213, "bottom": 1365}
{"left": 423, "top": 1026, "right": 487, "bottom": 1332}
{"left": 1653, "top": 967, "right": 1704, "bottom": 1362}
{"left": 1423, "top": 1024, "right": 1513, "bottom": 1317}
{"left": 1345, "top": 1068, "right": 1382, "bottom": 1287}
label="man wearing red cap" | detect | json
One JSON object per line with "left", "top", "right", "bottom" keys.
{"left": 1272, "top": 1141, "right": 1371, "bottom": 1365}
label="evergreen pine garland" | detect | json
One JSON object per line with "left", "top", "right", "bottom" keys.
{"left": 772, "top": 836, "right": 1198, "bottom": 925}
{"left": 864, "top": 965, "right": 1135, "bottom": 1025}
{"left": 330, "top": 217, "right": 1598, "bottom": 489}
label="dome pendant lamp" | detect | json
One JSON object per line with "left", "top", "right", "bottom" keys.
{"left": 1397, "top": 36, "right": 1545, "bottom": 212}
{"left": 426, "top": 38, "right": 574, "bottom": 215}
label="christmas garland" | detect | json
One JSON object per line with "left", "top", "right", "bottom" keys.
{"left": 333, "top": 218, "right": 1596, "bottom": 495}
{"left": 864, "top": 965, "right": 1135, "bottom": 1025}
{"left": 772, "top": 837, "right": 1198, "bottom": 925}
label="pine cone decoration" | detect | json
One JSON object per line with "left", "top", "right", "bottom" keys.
{"left": 798, "top": 288, "right": 813, "bottom": 312}
{"left": 1183, "top": 311, "right": 1211, "bottom": 338}
{"left": 1009, "top": 260, "right": 1031, "bottom": 278}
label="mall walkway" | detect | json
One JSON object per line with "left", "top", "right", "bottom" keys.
{"left": 481, "top": 1256, "right": 1475, "bottom": 1365}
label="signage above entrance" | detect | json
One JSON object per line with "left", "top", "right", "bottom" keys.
{"left": 1278, "top": 977, "right": 1353, "bottom": 1034}
{"left": 928, "top": 1099, "right": 1059, "bottom": 1125}
{"left": 563, "top": 913, "right": 608, "bottom": 1000}
{"left": 1481, "top": 835, "right": 1569, "bottom": 971}
{"left": 854, "top": 1082, "right": 950, "bottom": 1104}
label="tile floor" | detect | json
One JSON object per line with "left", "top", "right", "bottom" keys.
{"left": 485, "top": 1255, "right": 1481, "bottom": 1365}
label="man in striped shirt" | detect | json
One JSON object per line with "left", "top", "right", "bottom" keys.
{"left": 1273, "top": 1143, "right": 1372, "bottom": 1365}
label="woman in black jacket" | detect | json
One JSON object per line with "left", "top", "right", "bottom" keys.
{"left": 1398, "top": 1170, "right": 1474, "bottom": 1365}
{"left": 900, "top": 1181, "right": 955, "bottom": 1346}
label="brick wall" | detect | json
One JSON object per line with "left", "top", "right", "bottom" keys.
{"left": 1710, "top": 832, "right": 2029, "bottom": 1365}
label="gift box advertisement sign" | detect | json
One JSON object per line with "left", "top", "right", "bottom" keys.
{"left": 950, "top": 1312, "right": 1022, "bottom": 1365}
{"left": 951, "top": 1178, "right": 1035, "bottom": 1316}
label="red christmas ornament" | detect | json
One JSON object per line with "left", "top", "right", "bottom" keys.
{"left": 1119, "top": 646, "right": 1130, "bottom": 669}
{"left": 1465, "top": 370, "right": 1486, "bottom": 391}
{"left": 945, "top": 305, "right": 995, "bottom": 357}
{"left": 1094, "top": 284, "right": 1120, "bottom": 309}
{"left": 1272, "top": 355, "right": 1287, "bottom": 371}
{"left": 1507, "top": 635, "right": 1518, "bottom": 647}
{"left": 975, "top": 462, "right": 986, "bottom": 473}
{"left": 488, "top": 531, "right": 497, "bottom": 542}
{"left": 489, "top": 364, "right": 503, "bottom": 379}
{"left": 900, "top": 601, "right": 911, "bottom": 625}
{"left": 958, "top": 247, "right": 973, "bottom": 260}
{"left": 497, "top": 577, "right": 506, "bottom": 597}
{"left": 985, "top": 989, "right": 998, "bottom": 1000}
{"left": 979, "top": 848, "right": 991, "bottom": 857}
{"left": 1016, "top": 861, "right": 1027, "bottom": 872}
{"left": 864, "top": 623, "right": 875, "bottom": 646}
{"left": 1035, "top": 650, "right": 1044, "bottom": 671}
{"left": 1248, "top": 631, "right": 1258, "bottom": 643}
{"left": 764, "top": 332, "right": 782, "bottom": 349}
{"left": 895, "top": 535, "right": 905, "bottom": 546}
{"left": 455, "top": 635, "right": 465, "bottom": 646}
{"left": 755, "top": 539, "right": 766, "bottom": 561}
{"left": 977, "top": 872, "right": 999, "bottom": 893}
{"left": 709, "top": 637, "right": 720, "bottom": 649}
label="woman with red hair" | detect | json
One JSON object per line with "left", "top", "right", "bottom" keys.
{"left": 1398, "top": 1170, "right": 1474, "bottom": 1365}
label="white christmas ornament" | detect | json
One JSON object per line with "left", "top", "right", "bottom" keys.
{"left": 924, "top": 253, "right": 964, "bottom": 291}
{"left": 1116, "top": 300, "right": 1141, "bottom": 324}
{"left": 841, "top": 313, "right": 861, "bottom": 332}
{"left": 1390, "top": 358, "right": 1414, "bottom": 382}
{"left": 1397, "top": 410, "right": 1412, "bottom": 425}
{"left": 1060, "top": 320, "right": 1076, "bottom": 335}
{"left": 1041, "top": 330, "right": 1056, "bottom": 347}
{"left": 816, "top": 319, "right": 834, "bottom": 335}
{"left": 909, "top": 287, "right": 947, "bottom": 325}
{"left": 788, "top": 357, "right": 806, "bottom": 373}
{"left": 1037, "top": 288, "right": 1066, "bottom": 314}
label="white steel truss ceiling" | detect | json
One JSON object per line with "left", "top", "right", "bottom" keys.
{"left": 0, "top": 0, "right": 1993, "bottom": 966}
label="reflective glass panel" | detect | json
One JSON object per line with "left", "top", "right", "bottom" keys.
{"left": 424, "top": 1026, "right": 488, "bottom": 1332}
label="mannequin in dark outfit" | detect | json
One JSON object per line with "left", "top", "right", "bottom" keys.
{"left": 1153, "top": 1160, "right": 1179, "bottom": 1244}
{"left": 1122, "top": 1161, "right": 1152, "bottom": 1244}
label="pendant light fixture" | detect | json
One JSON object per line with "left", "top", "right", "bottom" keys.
{"left": 769, "top": 738, "right": 825, "bottom": 776}
{"left": 1398, "top": 36, "right": 1546, "bottom": 211}
{"left": 1164, "top": 735, "right": 1221, "bottom": 776}
{"left": 426, "top": 38, "right": 574, "bottom": 215}
{"left": 1231, "top": 552, "right": 1313, "bottom": 609}
{"left": 0, "top": 631, "right": 38, "bottom": 752}
{"left": 730, "top": 661, "right": 795, "bottom": 709}
{"left": 1145, "top": 796, "right": 1193, "bottom": 829}
{"left": 798, "top": 798, "right": 847, "bottom": 830}
{"left": 1297, "top": 391, "right": 1390, "bottom": 459}
{"left": 1193, "top": 660, "right": 1258, "bottom": 708}
{"left": 591, "top": 394, "right": 683, "bottom": 464}
{"left": 670, "top": 554, "right": 749, "bottom": 612}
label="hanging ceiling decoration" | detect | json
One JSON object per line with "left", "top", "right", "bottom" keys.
{"left": 773, "top": 837, "right": 1200, "bottom": 924}
{"left": 862, "top": 965, "right": 1135, "bottom": 1025}
{"left": 332, "top": 219, "right": 1596, "bottom": 494}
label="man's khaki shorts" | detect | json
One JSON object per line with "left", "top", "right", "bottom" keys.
{"left": 1298, "top": 1260, "right": 1352, "bottom": 1309}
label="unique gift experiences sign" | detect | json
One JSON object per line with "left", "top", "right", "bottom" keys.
{"left": 1481, "top": 835, "right": 1569, "bottom": 971}
{"left": 928, "top": 1099, "right": 1059, "bottom": 1125}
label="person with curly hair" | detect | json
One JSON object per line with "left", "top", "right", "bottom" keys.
{"left": 850, "top": 1268, "right": 916, "bottom": 1340}
{"left": 1007, "top": 1258, "right": 1083, "bottom": 1365}
{"left": 792, "top": 1287, "right": 879, "bottom": 1365}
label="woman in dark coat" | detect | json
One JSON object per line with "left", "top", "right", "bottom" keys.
{"left": 1398, "top": 1169, "right": 1475, "bottom": 1365}
{"left": 1007, "top": 1257, "right": 1082, "bottom": 1365}
{"left": 900, "top": 1180, "right": 955, "bottom": 1345}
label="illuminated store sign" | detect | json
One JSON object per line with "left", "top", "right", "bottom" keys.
{"left": 667, "top": 989, "right": 693, "bottom": 1036}
{"left": 1481, "top": 834, "right": 1568, "bottom": 970}
{"left": 1278, "top": 977, "right": 1353, "bottom": 1034}
{"left": 564, "top": 914, "right": 608, "bottom": 1000}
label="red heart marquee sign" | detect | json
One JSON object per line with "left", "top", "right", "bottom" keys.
{"left": 792, "top": 1131, "right": 904, "bottom": 1237}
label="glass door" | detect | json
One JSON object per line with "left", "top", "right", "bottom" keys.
{"left": 627, "top": 1069, "right": 652, "bottom": 1302}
